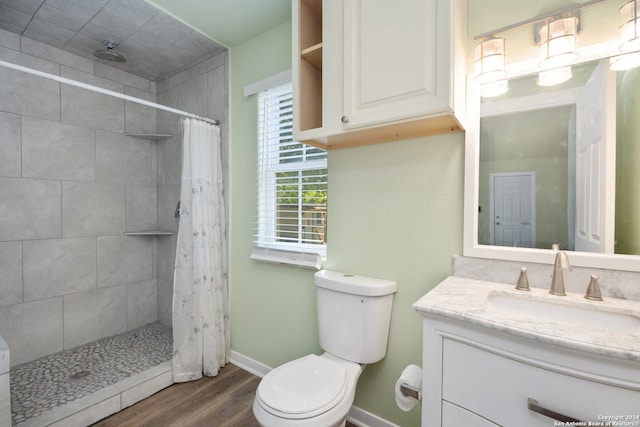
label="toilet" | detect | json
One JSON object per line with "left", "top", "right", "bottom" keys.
{"left": 253, "top": 270, "right": 397, "bottom": 427}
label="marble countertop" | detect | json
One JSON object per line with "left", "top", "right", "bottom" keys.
{"left": 413, "top": 276, "right": 640, "bottom": 362}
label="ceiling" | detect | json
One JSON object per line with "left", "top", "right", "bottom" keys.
{"left": 147, "top": 0, "right": 291, "bottom": 48}
{"left": 0, "top": 0, "right": 291, "bottom": 81}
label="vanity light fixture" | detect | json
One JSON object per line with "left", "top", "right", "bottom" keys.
{"left": 618, "top": 0, "right": 640, "bottom": 52}
{"left": 610, "top": 51, "right": 640, "bottom": 70}
{"left": 537, "top": 66, "right": 573, "bottom": 86}
{"left": 538, "top": 16, "right": 579, "bottom": 69}
{"left": 474, "top": 37, "right": 507, "bottom": 84}
{"left": 480, "top": 80, "right": 509, "bottom": 98}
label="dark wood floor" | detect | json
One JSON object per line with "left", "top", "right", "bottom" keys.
{"left": 92, "top": 363, "right": 359, "bottom": 427}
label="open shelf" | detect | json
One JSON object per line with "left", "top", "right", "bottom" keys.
{"left": 301, "top": 43, "right": 323, "bottom": 70}
{"left": 299, "top": 0, "right": 323, "bottom": 131}
{"left": 124, "top": 231, "right": 174, "bottom": 236}
{"left": 124, "top": 133, "right": 174, "bottom": 141}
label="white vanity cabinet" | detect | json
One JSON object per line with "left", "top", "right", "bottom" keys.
{"left": 292, "top": 0, "right": 466, "bottom": 150}
{"left": 421, "top": 317, "right": 640, "bottom": 426}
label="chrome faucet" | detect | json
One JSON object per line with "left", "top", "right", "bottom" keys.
{"left": 549, "top": 244, "right": 570, "bottom": 296}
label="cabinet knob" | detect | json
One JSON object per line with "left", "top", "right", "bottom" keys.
{"left": 341, "top": 115, "right": 349, "bottom": 124}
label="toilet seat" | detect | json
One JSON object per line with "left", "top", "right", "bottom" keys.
{"left": 257, "top": 354, "right": 347, "bottom": 419}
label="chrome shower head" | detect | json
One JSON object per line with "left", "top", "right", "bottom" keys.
{"left": 93, "top": 40, "right": 127, "bottom": 63}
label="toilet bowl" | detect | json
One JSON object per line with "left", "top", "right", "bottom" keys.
{"left": 252, "top": 270, "right": 397, "bottom": 427}
{"left": 253, "top": 353, "right": 363, "bottom": 427}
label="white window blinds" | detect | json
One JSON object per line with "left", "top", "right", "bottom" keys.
{"left": 253, "top": 81, "right": 327, "bottom": 265}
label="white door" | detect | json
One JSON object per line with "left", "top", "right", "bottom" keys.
{"left": 342, "top": 0, "right": 453, "bottom": 129}
{"left": 575, "top": 59, "right": 616, "bottom": 253}
{"left": 490, "top": 172, "right": 536, "bottom": 248}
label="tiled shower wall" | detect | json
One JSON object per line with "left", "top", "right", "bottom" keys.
{"left": 155, "top": 51, "right": 229, "bottom": 328}
{"left": 0, "top": 28, "right": 158, "bottom": 367}
{"left": 0, "top": 27, "right": 228, "bottom": 368}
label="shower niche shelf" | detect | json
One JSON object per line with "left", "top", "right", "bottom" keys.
{"left": 124, "top": 133, "right": 174, "bottom": 141}
{"left": 123, "top": 231, "right": 174, "bottom": 236}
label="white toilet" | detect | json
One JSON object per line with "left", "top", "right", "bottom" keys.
{"left": 253, "top": 270, "right": 397, "bottom": 427}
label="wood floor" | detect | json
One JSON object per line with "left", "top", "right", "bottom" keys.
{"left": 92, "top": 364, "right": 260, "bottom": 427}
{"left": 92, "top": 363, "right": 359, "bottom": 427}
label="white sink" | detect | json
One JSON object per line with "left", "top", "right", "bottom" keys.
{"left": 486, "top": 291, "right": 640, "bottom": 334}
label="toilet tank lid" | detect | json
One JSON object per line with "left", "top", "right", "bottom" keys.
{"left": 314, "top": 270, "right": 397, "bottom": 296}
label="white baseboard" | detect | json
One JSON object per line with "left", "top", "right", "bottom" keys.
{"left": 347, "top": 405, "right": 401, "bottom": 427}
{"left": 230, "top": 350, "right": 400, "bottom": 427}
{"left": 230, "top": 350, "right": 272, "bottom": 378}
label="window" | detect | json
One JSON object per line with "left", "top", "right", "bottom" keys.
{"left": 252, "top": 81, "right": 327, "bottom": 267}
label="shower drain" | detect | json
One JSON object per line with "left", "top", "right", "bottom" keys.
{"left": 69, "top": 370, "right": 91, "bottom": 380}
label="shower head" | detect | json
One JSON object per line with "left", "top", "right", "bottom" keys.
{"left": 93, "top": 40, "right": 127, "bottom": 63}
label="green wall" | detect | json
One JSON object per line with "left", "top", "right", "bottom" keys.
{"left": 228, "top": 19, "right": 464, "bottom": 427}
{"left": 325, "top": 137, "right": 464, "bottom": 425}
{"left": 229, "top": 21, "right": 322, "bottom": 368}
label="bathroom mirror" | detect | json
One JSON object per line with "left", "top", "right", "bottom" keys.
{"left": 464, "top": 51, "right": 640, "bottom": 271}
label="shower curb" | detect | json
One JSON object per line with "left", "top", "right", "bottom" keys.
{"left": 16, "top": 361, "right": 172, "bottom": 427}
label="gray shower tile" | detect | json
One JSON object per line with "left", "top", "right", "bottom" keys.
{"left": 97, "top": 235, "right": 153, "bottom": 287}
{"left": 126, "top": 185, "right": 158, "bottom": 232}
{"left": 206, "top": 62, "right": 227, "bottom": 127}
{"left": 0, "top": 44, "right": 59, "bottom": 74}
{"left": 20, "top": 36, "right": 94, "bottom": 74}
{"left": 96, "top": 131, "right": 153, "bottom": 185}
{"left": 157, "top": 185, "right": 180, "bottom": 232}
{"left": 34, "top": 0, "right": 108, "bottom": 33}
{"left": 0, "top": 5, "right": 31, "bottom": 34}
{"left": 157, "top": 279, "right": 173, "bottom": 328}
{"left": 62, "top": 182, "right": 125, "bottom": 237}
{"left": 156, "top": 86, "right": 180, "bottom": 135}
{"left": 0, "top": 241, "right": 22, "bottom": 307}
{"left": 124, "top": 86, "right": 157, "bottom": 134}
{"left": 94, "top": 63, "right": 151, "bottom": 93}
{"left": 63, "top": 286, "right": 126, "bottom": 349}
{"left": 126, "top": 279, "right": 158, "bottom": 330}
{"left": 61, "top": 85, "right": 125, "bottom": 133}
{"left": 0, "top": 49, "right": 60, "bottom": 120}
{"left": 63, "top": 32, "right": 104, "bottom": 61}
{"left": 22, "top": 116, "right": 96, "bottom": 181}
{"left": 23, "top": 237, "right": 97, "bottom": 301}
{"left": 0, "top": 27, "right": 20, "bottom": 50}
{"left": 0, "top": 111, "right": 21, "bottom": 177}
{"left": 0, "top": 0, "right": 46, "bottom": 15}
{"left": 157, "top": 234, "right": 177, "bottom": 282}
{"left": 22, "top": 18, "right": 76, "bottom": 49}
{"left": 88, "top": 0, "right": 157, "bottom": 44}
{"left": 61, "top": 67, "right": 125, "bottom": 133}
{"left": 0, "top": 298, "right": 63, "bottom": 366}
{"left": 177, "top": 72, "right": 208, "bottom": 117}
{"left": 0, "top": 178, "right": 61, "bottom": 241}
{"left": 156, "top": 136, "right": 182, "bottom": 186}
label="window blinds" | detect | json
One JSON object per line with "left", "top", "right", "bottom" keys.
{"left": 254, "top": 82, "right": 328, "bottom": 261}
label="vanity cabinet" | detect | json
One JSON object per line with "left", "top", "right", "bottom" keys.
{"left": 292, "top": 0, "right": 466, "bottom": 150}
{"left": 421, "top": 317, "right": 640, "bottom": 426}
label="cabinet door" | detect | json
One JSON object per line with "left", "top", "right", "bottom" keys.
{"left": 443, "top": 339, "right": 640, "bottom": 426}
{"left": 343, "top": 0, "right": 453, "bottom": 129}
{"left": 442, "top": 401, "right": 499, "bottom": 426}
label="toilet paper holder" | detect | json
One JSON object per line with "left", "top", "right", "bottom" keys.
{"left": 400, "top": 383, "right": 422, "bottom": 401}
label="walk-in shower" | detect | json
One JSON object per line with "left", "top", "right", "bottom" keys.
{"left": 0, "top": 28, "right": 228, "bottom": 425}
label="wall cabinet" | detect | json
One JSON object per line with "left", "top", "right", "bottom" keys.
{"left": 292, "top": 0, "right": 466, "bottom": 150}
{"left": 420, "top": 317, "right": 640, "bottom": 426}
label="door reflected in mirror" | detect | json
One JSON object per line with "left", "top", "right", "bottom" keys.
{"left": 477, "top": 59, "right": 640, "bottom": 256}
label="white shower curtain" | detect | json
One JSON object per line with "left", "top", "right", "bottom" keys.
{"left": 172, "top": 118, "right": 229, "bottom": 382}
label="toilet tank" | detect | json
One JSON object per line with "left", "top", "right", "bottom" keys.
{"left": 314, "top": 270, "right": 397, "bottom": 364}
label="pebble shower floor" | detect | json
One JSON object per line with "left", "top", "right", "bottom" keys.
{"left": 10, "top": 323, "right": 172, "bottom": 425}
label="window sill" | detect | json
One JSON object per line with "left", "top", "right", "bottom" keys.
{"left": 250, "top": 247, "right": 323, "bottom": 270}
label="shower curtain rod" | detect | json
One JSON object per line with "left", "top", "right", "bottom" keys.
{"left": 0, "top": 59, "right": 220, "bottom": 126}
